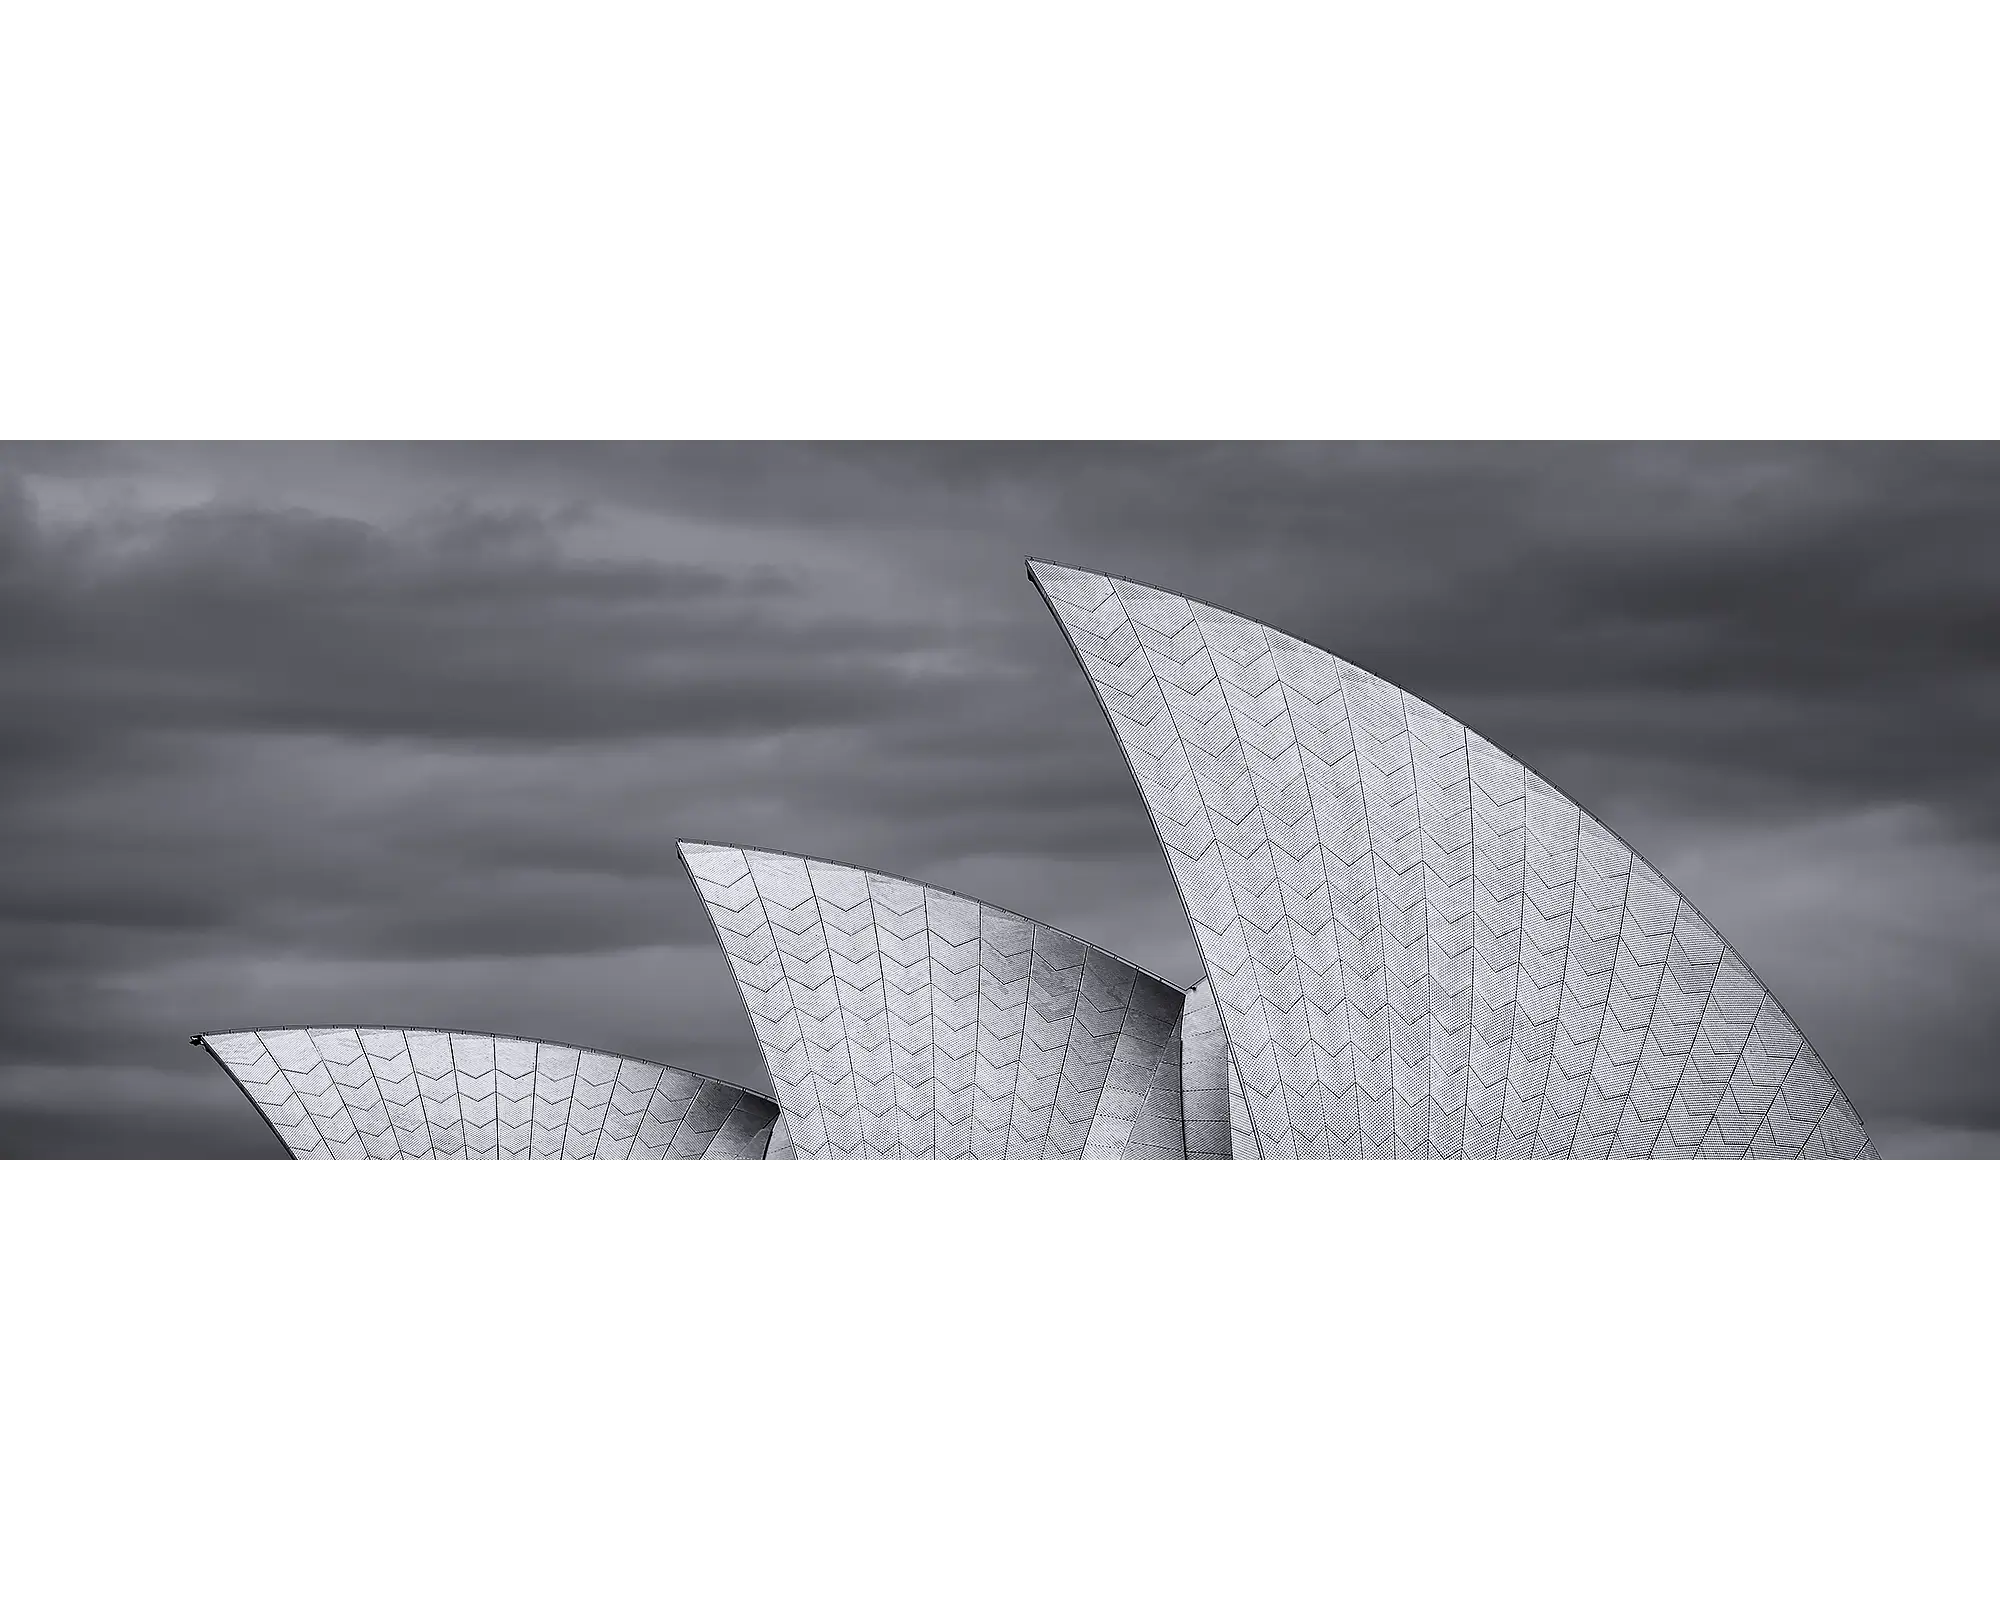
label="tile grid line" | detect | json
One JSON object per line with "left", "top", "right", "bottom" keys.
{"left": 1260, "top": 620, "right": 1361, "bottom": 1157}
{"left": 862, "top": 870, "right": 911, "bottom": 1162}
{"left": 1027, "top": 923, "right": 1080, "bottom": 1158}
{"left": 1003, "top": 922, "right": 1044, "bottom": 1161}
{"left": 1410, "top": 716, "right": 1464, "bottom": 1158}
{"left": 1743, "top": 1039, "right": 1826, "bottom": 1161}
{"left": 598, "top": 1056, "right": 649, "bottom": 1160}
{"left": 1048, "top": 955, "right": 1103, "bottom": 1159}
{"left": 1601, "top": 872, "right": 1670, "bottom": 1158}
{"left": 1089, "top": 963, "right": 1142, "bottom": 1158}
{"left": 1454, "top": 726, "right": 1479, "bottom": 1160}
{"left": 375, "top": 1030, "right": 427, "bottom": 1159}
{"left": 1379, "top": 686, "right": 1433, "bottom": 1159}
{"left": 1175, "top": 598, "right": 1323, "bottom": 1158}
{"left": 1650, "top": 914, "right": 1735, "bottom": 1160}
{"left": 1533, "top": 817, "right": 1596, "bottom": 1161}
{"left": 1529, "top": 801, "right": 1584, "bottom": 1159}
{"left": 447, "top": 1031, "right": 480, "bottom": 1162}
{"left": 983, "top": 908, "right": 1030, "bottom": 1160}
{"left": 804, "top": 864, "right": 873, "bottom": 1159}
{"left": 729, "top": 852, "right": 837, "bottom": 1159}
{"left": 1688, "top": 994, "right": 1776, "bottom": 1163}
{"left": 258, "top": 1030, "right": 343, "bottom": 1157}
{"left": 523, "top": 1031, "right": 543, "bottom": 1165}
{"left": 1332, "top": 658, "right": 1396, "bottom": 1159}
{"left": 637, "top": 1070, "right": 690, "bottom": 1160}
{"left": 917, "top": 885, "right": 938, "bottom": 1158}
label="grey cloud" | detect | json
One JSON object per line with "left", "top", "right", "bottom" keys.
{"left": 2, "top": 443, "right": 1996, "bottom": 1154}
{"left": 0, "top": 480, "right": 968, "bottom": 756}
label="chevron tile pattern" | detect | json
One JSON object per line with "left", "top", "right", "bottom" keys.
{"left": 198, "top": 1028, "right": 779, "bottom": 1160}
{"left": 1179, "top": 979, "right": 1234, "bottom": 1159}
{"left": 680, "top": 843, "right": 1188, "bottom": 1159}
{"left": 1031, "top": 561, "right": 1875, "bottom": 1160}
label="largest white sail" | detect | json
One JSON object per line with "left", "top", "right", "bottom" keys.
{"left": 1031, "top": 562, "right": 1873, "bottom": 1159}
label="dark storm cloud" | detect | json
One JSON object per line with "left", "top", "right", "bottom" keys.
{"left": 2, "top": 443, "right": 1996, "bottom": 1155}
{"left": 563, "top": 440, "right": 2000, "bottom": 827}
{"left": 386, "top": 441, "right": 2000, "bottom": 832}
{"left": 0, "top": 476, "right": 969, "bottom": 757}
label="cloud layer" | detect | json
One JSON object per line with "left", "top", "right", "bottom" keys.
{"left": 3, "top": 443, "right": 1994, "bottom": 1155}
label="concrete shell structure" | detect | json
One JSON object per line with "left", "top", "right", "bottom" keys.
{"left": 197, "top": 1028, "right": 780, "bottom": 1160}
{"left": 680, "top": 842, "right": 1208, "bottom": 1158}
{"left": 1031, "top": 561, "right": 1875, "bottom": 1159}
{"left": 186, "top": 562, "right": 1877, "bottom": 1162}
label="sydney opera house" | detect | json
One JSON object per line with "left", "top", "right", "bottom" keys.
{"left": 197, "top": 563, "right": 1875, "bottom": 1159}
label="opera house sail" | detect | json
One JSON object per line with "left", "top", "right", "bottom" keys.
{"left": 679, "top": 843, "right": 1212, "bottom": 1158}
{"left": 196, "top": 1028, "right": 780, "bottom": 1159}
{"left": 1029, "top": 561, "right": 1874, "bottom": 1160}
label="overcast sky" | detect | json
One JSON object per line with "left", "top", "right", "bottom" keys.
{"left": 2, "top": 442, "right": 1994, "bottom": 1157}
